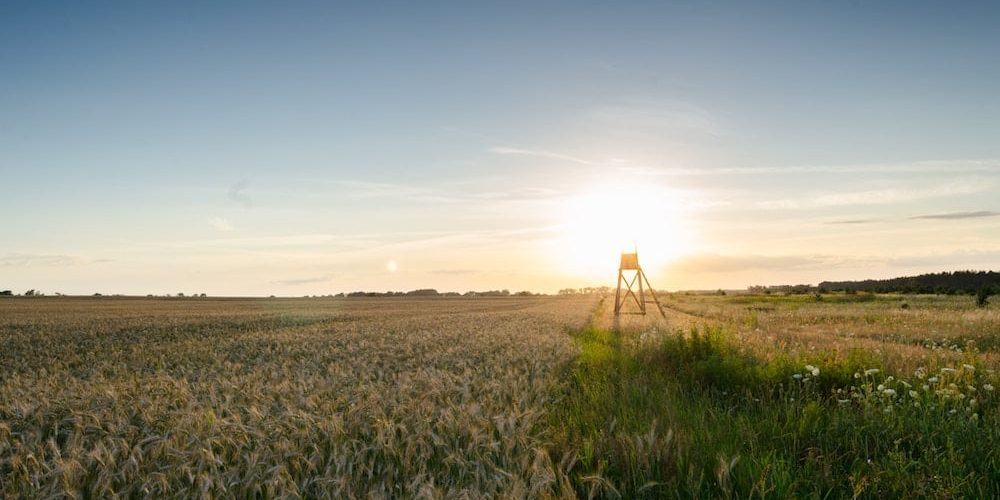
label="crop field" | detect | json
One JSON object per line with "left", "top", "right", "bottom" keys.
{"left": 3, "top": 293, "right": 1000, "bottom": 497}
{"left": 0, "top": 296, "right": 594, "bottom": 497}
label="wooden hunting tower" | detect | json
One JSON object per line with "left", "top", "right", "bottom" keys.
{"left": 614, "top": 249, "right": 665, "bottom": 317}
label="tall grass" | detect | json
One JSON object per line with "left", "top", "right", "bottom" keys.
{"left": 545, "top": 301, "right": 1000, "bottom": 497}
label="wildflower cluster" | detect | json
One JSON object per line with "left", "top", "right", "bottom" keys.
{"left": 845, "top": 363, "right": 994, "bottom": 420}
{"left": 791, "top": 364, "right": 821, "bottom": 382}
{"left": 922, "top": 338, "right": 967, "bottom": 353}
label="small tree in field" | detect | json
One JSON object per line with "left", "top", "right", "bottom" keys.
{"left": 976, "top": 287, "right": 992, "bottom": 308}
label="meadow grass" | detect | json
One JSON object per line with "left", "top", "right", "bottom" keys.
{"left": 545, "top": 296, "right": 1000, "bottom": 498}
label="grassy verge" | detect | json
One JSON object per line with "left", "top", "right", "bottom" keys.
{"left": 543, "top": 304, "right": 1000, "bottom": 498}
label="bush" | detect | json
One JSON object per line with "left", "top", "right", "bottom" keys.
{"left": 976, "top": 287, "right": 992, "bottom": 308}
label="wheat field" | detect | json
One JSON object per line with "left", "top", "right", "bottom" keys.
{"left": 5, "top": 293, "right": 1000, "bottom": 497}
{"left": 0, "top": 296, "right": 595, "bottom": 498}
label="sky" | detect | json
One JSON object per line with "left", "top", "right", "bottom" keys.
{"left": 2, "top": 1, "right": 1000, "bottom": 296}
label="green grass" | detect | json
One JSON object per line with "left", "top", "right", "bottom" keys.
{"left": 544, "top": 303, "right": 1000, "bottom": 498}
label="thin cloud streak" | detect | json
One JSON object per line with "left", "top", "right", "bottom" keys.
{"left": 826, "top": 219, "right": 878, "bottom": 225}
{"left": 622, "top": 159, "right": 1000, "bottom": 177}
{"left": 488, "top": 146, "right": 595, "bottom": 165}
{"left": 0, "top": 253, "right": 93, "bottom": 267}
{"left": 910, "top": 211, "right": 1000, "bottom": 220}
{"left": 430, "top": 269, "right": 479, "bottom": 275}
{"left": 271, "top": 275, "right": 335, "bottom": 286}
{"left": 756, "top": 180, "right": 990, "bottom": 210}
{"left": 585, "top": 100, "right": 721, "bottom": 137}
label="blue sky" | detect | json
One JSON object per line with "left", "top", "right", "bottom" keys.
{"left": 3, "top": 1, "right": 1000, "bottom": 295}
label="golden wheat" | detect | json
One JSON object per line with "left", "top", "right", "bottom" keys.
{"left": 0, "top": 296, "right": 595, "bottom": 498}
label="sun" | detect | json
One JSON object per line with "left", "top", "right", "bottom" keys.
{"left": 554, "top": 181, "right": 692, "bottom": 280}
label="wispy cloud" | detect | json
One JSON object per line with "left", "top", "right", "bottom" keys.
{"left": 227, "top": 180, "right": 253, "bottom": 208}
{"left": 756, "top": 180, "right": 990, "bottom": 210}
{"left": 626, "top": 159, "right": 1000, "bottom": 177}
{"left": 270, "top": 275, "right": 335, "bottom": 286}
{"left": 826, "top": 219, "right": 878, "bottom": 225}
{"left": 910, "top": 211, "right": 1000, "bottom": 220}
{"left": 0, "top": 253, "right": 89, "bottom": 267}
{"left": 668, "top": 253, "right": 837, "bottom": 273}
{"left": 208, "top": 217, "right": 234, "bottom": 232}
{"left": 430, "top": 269, "right": 479, "bottom": 275}
{"left": 329, "top": 178, "right": 565, "bottom": 206}
{"left": 331, "top": 180, "right": 474, "bottom": 204}
{"left": 488, "top": 146, "right": 594, "bottom": 165}
{"left": 585, "top": 99, "right": 721, "bottom": 136}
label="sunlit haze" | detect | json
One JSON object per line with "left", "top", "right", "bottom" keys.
{"left": 3, "top": 2, "right": 1000, "bottom": 295}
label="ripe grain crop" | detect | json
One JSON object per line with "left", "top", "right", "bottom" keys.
{"left": 0, "top": 296, "right": 595, "bottom": 498}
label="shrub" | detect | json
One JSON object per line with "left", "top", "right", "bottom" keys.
{"left": 976, "top": 287, "right": 992, "bottom": 308}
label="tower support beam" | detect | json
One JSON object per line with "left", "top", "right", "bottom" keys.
{"left": 614, "top": 250, "right": 665, "bottom": 317}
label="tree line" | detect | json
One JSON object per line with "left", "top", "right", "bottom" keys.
{"left": 817, "top": 270, "right": 1000, "bottom": 295}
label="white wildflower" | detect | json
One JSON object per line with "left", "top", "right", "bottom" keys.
{"left": 864, "top": 368, "right": 880, "bottom": 376}
{"left": 909, "top": 390, "right": 919, "bottom": 398}
{"left": 984, "top": 384, "right": 994, "bottom": 392}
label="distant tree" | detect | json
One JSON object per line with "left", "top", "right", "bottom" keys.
{"left": 0, "top": 290, "right": 12, "bottom": 296}
{"left": 177, "top": 292, "right": 185, "bottom": 297}
{"left": 92, "top": 293, "right": 102, "bottom": 297}
{"left": 24, "top": 289, "right": 36, "bottom": 297}
{"left": 716, "top": 289, "right": 726, "bottom": 296}
{"left": 199, "top": 293, "right": 207, "bottom": 297}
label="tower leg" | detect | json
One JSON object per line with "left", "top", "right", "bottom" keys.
{"left": 614, "top": 270, "right": 623, "bottom": 315}
{"left": 641, "top": 270, "right": 667, "bottom": 318}
{"left": 638, "top": 268, "right": 646, "bottom": 314}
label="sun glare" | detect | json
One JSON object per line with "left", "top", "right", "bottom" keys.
{"left": 555, "top": 182, "right": 692, "bottom": 280}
